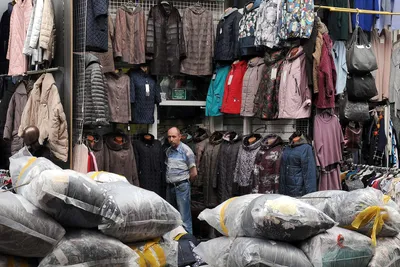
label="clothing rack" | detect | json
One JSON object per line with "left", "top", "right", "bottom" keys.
{"left": 315, "top": 5, "right": 400, "bottom": 15}
{"left": 0, "top": 67, "right": 63, "bottom": 78}
{"left": 351, "top": 164, "right": 399, "bottom": 173}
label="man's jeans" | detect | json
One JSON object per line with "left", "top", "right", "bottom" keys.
{"left": 167, "top": 180, "right": 193, "bottom": 234}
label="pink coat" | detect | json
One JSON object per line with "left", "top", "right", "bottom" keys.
{"left": 7, "top": 0, "right": 33, "bottom": 76}
{"left": 278, "top": 46, "right": 311, "bottom": 119}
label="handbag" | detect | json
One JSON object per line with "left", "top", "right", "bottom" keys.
{"left": 339, "top": 93, "right": 370, "bottom": 122}
{"left": 346, "top": 26, "right": 378, "bottom": 73}
{"left": 346, "top": 73, "right": 378, "bottom": 101}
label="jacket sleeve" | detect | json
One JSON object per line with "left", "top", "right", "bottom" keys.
{"left": 39, "top": 0, "right": 55, "bottom": 51}
{"left": 146, "top": 8, "right": 155, "bottom": 56}
{"left": 18, "top": 92, "right": 34, "bottom": 137}
{"left": 274, "top": 150, "right": 282, "bottom": 193}
{"left": 303, "top": 145, "right": 317, "bottom": 194}
{"left": 234, "top": 13, "right": 243, "bottom": 59}
{"left": 182, "top": 9, "right": 189, "bottom": 57}
{"left": 23, "top": 5, "right": 35, "bottom": 56}
{"left": 91, "top": 67, "right": 109, "bottom": 123}
{"left": 178, "top": 13, "right": 186, "bottom": 58}
{"left": 250, "top": 153, "right": 261, "bottom": 193}
{"left": 155, "top": 82, "right": 161, "bottom": 104}
{"left": 29, "top": 0, "right": 44, "bottom": 49}
{"left": 130, "top": 143, "right": 140, "bottom": 186}
{"left": 3, "top": 93, "right": 16, "bottom": 141}
{"left": 279, "top": 151, "right": 285, "bottom": 194}
{"left": 113, "top": 9, "right": 124, "bottom": 58}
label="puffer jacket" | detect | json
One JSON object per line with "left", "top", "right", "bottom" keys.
{"left": 78, "top": 53, "right": 109, "bottom": 126}
{"left": 86, "top": 0, "right": 109, "bottom": 52}
{"left": 240, "top": 57, "right": 265, "bottom": 117}
{"left": 279, "top": 134, "right": 317, "bottom": 197}
{"left": 238, "top": 0, "right": 263, "bottom": 57}
{"left": 221, "top": 60, "right": 247, "bottom": 114}
{"left": 217, "top": 131, "right": 242, "bottom": 202}
{"left": 205, "top": 65, "right": 230, "bottom": 117}
{"left": 251, "top": 134, "right": 283, "bottom": 194}
{"left": 39, "top": 0, "right": 55, "bottom": 62}
{"left": 3, "top": 82, "right": 28, "bottom": 155}
{"left": 254, "top": 0, "right": 282, "bottom": 48}
{"left": 146, "top": 1, "right": 185, "bottom": 76}
{"left": 234, "top": 133, "right": 264, "bottom": 194}
{"left": 280, "top": 0, "right": 314, "bottom": 40}
{"left": 278, "top": 46, "right": 312, "bottom": 119}
{"left": 23, "top": 0, "right": 43, "bottom": 58}
{"left": 18, "top": 73, "right": 68, "bottom": 162}
{"left": 199, "top": 131, "right": 224, "bottom": 208}
{"left": 214, "top": 8, "right": 242, "bottom": 62}
{"left": 253, "top": 49, "right": 286, "bottom": 119}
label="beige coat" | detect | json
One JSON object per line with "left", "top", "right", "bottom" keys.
{"left": 18, "top": 73, "right": 68, "bottom": 162}
{"left": 39, "top": 0, "right": 56, "bottom": 62}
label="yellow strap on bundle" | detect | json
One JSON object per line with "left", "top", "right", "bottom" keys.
{"left": 90, "top": 171, "right": 104, "bottom": 179}
{"left": 350, "top": 206, "right": 388, "bottom": 246}
{"left": 383, "top": 195, "right": 391, "bottom": 204}
{"left": 219, "top": 197, "right": 237, "bottom": 235}
{"left": 143, "top": 241, "right": 166, "bottom": 267}
{"left": 129, "top": 245, "right": 147, "bottom": 267}
{"left": 174, "top": 233, "right": 186, "bottom": 241}
{"left": 16, "top": 157, "right": 37, "bottom": 186}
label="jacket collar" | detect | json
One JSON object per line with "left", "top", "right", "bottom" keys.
{"left": 261, "top": 134, "right": 283, "bottom": 150}
{"left": 289, "top": 134, "right": 310, "bottom": 147}
{"left": 105, "top": 133, "right": 130, "bottom": 151}
{"left": 286, "top": 46, "right": 304, "bottom": 61}
{"left": 264, "top": 49, "right": 286, "bottom": 65}
{"left": 139, "top": 133, "right": 155, "bottom": 145}
{"left": 15, "top": 82, "right": 27, "bottom": 95}
{"left": 85, "top": 53, "right": 100, "bottom": 67}
{"left": 181, "top": 133, "right": 193, "bottom": 144}
{"left": 232, "top": 60, "right": 247, "bottom": 70}
{"left": 209, "top": 131, "right": 224, "bottom": 145}
{"left": 242, "top": 133, "right": 263, "bottom": 150}
{"left": 193, "top": 128, "right": 209, "bottom": 143}
{"left": 85, "top": 133, "right": 103, "bottom": 152}
{"left": 189, "top": 5, "right": 206, "bottom": 15}
{"left": 223, "top": 131, "right": 241, "bottom": 144}
{"left": 31, "top": 73, "right": 56, "bottom": 104}
{"left": 121, "top": 4, "right": 143, "bottom": 14}
{"left": 158, "top": 0, "right": 175, "bottom": 17}
{"left": 248, "top": 57, "right": 264, "bottom": 67}
{"left": 223, "top": 7, "right": 238, "bottom": 18}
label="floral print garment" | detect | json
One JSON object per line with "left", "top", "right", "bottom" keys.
{"left": 254, "top": 0, "right": 282, "bottom": 48}
{"left": 238, "top": 5, "right": 258, "bottom": 40}
{"left": 280, "top": 0, "right": 314, "bottom": 39}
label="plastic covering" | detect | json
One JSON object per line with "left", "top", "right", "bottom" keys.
{"left": 19, "top": 169, "right": 122, "bottom": 228}
{"left": 193, "top": 237, "right": 313, "bottom": 267}
{"left": 0, "top": 254, "right": 39, "bottom": 267}
{"left": 300, "top": 226, "right": 374, "bottom": 267}
{"left": 0, "top": 191, "right": 65, "bottom": 257}
{"left": 87, "top": 171, "right": 129, "bottom": 183}
{"left": 99, "top": 181, "right": 182, "bottom": 242}
{"left": 38, "top": 230, "right": 141, "bottom": 267}
{"left": 368, "top": 235, "right": 400, "bottom": 267}
{"left": 127, "top": 238, "right": 178, "bottom": 267}
{"left": 199, "top": 194, "right": 335, "bottom": 241}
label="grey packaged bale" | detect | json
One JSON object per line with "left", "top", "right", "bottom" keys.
{"left": 87, "top": 171, "right": 129, "bottom": 183}
{"left": 0, "top": 191, "right": 65, "bottom": 257}
{"left": 368, "top": 235, "right": 400, "bottom": 267}
{"left": 99, "top": 181, "right": 182, "bottom": 242}
{"left": 39, "top": 230, "right": 141, "bottom": 266}
{"left": 300, "top": 227, "right": 373, "bottom": 267}
{"left": 194, "top": 236, "right": 313, "bottom": 267}
{"left": 301, "top": 190, "right": 348, "bottom": 221}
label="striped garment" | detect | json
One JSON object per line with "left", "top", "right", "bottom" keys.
{"left": 165, "top": 142, "right": 196, "bottom": 183}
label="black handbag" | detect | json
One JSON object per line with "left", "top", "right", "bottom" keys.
{"left": 339, "top": 93, "right": 370, "bottom": 123}
{"left": 346, "top": 73, "right": 378, "bottom": 101}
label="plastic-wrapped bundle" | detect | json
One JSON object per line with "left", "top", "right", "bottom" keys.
{"left": 128, "top": 238, "right": 178, "bottom": 267}
{"left": 241, "top": 194, "right": 335, "bottom": 241}
{"left": 99, "top": 181, "right": 182, "bottom": 242}
{"left": 335, "top": 188, "right": 400, "bottom": 244}
{"left": 193, "top": 237, "right": 313, "bottom": 267}
{"left": 301, "top": 190, "right": 349, "bottom": 221}
{"left": 198, "top": 194, "right": 262, "bottom": 237}
{"left": 0, "top": 191, "right": 65, "bottom": 257}
{"left": 300, "top": 227, "right": 373, "bottom": 267}
{"left": 38, "top": 230, "right": 141, "bottom": 267}
{"left": 368, "top": 235, "right": 400, "bottom": 267}
{"left": 87, "top": 171, "right": 129, "bottom": 183}
{"left": 20, "top": 169, "right": 123, "bottom": 228}
{"left": 0, "top": 254, "right": 39, "bottom": 267}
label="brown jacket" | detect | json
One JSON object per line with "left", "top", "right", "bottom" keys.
{"left": 114, "top": 5, "right": 146, "bottom": 65}
{"left": 93, "top": 16, "right": 115, "bottom": 73}
{"left": 181, "top": 5, "right": 214, "bottom": 76}
{"left": 18, "top": 73, "right": 68, "bottom": 162}
{"left": 104, "top": 72, "right": 131, "bottom": 124}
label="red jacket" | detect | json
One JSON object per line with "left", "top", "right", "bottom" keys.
{"left": 221, "top": 60, "right": 247, "bottom": 114}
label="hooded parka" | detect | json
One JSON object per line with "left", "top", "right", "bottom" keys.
{"left": 221, "top": 60, "right": 247, "bottom": 114}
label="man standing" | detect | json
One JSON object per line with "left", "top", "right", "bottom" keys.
{"left": 165, "top": 127, "right": 197, "bottom": 234}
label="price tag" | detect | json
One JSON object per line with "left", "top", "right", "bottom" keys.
{"left": 228, "top": 75, "right": 233, "bottom": 85}
{"left": 220, "top": 28, "right": 223, "bottom": 35}
{"left": 212, "top": 73, "right": 216, "bottom": 80}
{"left": 282, "top": 71, "right": 287, "bottom": 81}
{"left": 380, "top": 37, "right": 385, "bottom": 44}
{"left": 271, "top": 68, "right": 277, "bottom": 80}
{"left": 145, "top": 83, "right": 150, "bottom": 97}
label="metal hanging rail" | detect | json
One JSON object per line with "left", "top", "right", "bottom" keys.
{"left": 315, "top": 5, "right": 400, "bottom": 15}
{"left": 0, "top": 67, "right": 63, "bottom": 78}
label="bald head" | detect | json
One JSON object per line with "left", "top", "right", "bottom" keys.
{"left": 168, "top": 127, "right": 181, "bottom": 148}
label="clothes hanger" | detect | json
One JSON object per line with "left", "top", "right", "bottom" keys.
{"left": 161, "top": 0, "right": 170, "bottom": 5}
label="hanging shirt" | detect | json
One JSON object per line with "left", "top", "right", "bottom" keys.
{"left": 351, "top": 0, "right": 379, "bottom": 31}
{"left": 325, "top": 0, "right": 350, "bottom": 41}
{"left": 375, "top": 0, "right": 392, "bottom": 33}
{"left": 392, "top": 0, "right": 400, "bottom": 30}
{"left": 332, "top": 41, "right": 347, "bottom": 95}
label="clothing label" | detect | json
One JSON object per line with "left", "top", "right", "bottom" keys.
{"left": 128, "top": 125, "right": 131, "bottom": 131}
{"left": 282, "top": 71, "right": 287, "bottom": 81}
{"left": 220, "top": 28, "right": 223, "bottom": 34}
{"left": 212, "top": 73, "right": 216, "bottom": 80}
{"left": 228, "top": 75, "right": 233, "bottom": 85}
{"left": 145, "top": 83, "right": 150, "bottom": 97}
{"left": 271, "top": 68, "right": 277, "bottom": 80}
{"left": 380, "top": 37, "right": 385, "bottom": 44}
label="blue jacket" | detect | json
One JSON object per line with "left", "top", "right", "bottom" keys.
{"left": 279, "top": 136, "right": 317, "bottom": 197}
{"left": 205, "top": 65, "right": 230, "bottom": 116}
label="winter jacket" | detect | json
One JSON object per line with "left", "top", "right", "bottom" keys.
{"left": 193, "top": 128, "right": 209, "bottom": 169}
{"left": 214, "top": 8, "right": 242, "bottom": 62}
{"left": 129, "top": 69, "right": 161, "bottom": 124}
{"left": 84, "top": 133, "right": 105, "bottom": 171}
{"left": 85, "top": 0, "right": 109, "bottom": 52}
{"left": 221, "top": 60, "right": 247, "bottom": 114}
{"left": 114, "top": 5, "right": 146, "bottom": 65}
{"left": 199, "top": 131, "right": 224, "bottom": 208}
{"left": 18, "top": 73, "right": 68, "bottom": 162}
{"left": 238, "top": 0, "right": 263, "bottom": 57}
{"left": 315, "top": 33, "right": 336, "bottom": 109}
{"left": 78, "top": 53, "right": 109, "bottom": 126}
{"left": 104, "top": 72, "right": 131, "bottom": 124}
{"left": 253, "top": 49, "right": 286, "bottom": 119}
{"left": 280, "top": 0, "right": 314, "bottom": 40}
{"left": 133, "top": 134, "right": 166, "bottom": 198}
{"left": 240, "top": 57, "right": 265, "bottom": 117}
{"left": 4, "top": 82, "right": 27, "bottom": 155}
{"left": 23, "top": 0, "right": 43, "bottom": 60}
{"left": 278, "top": 46, "right": 312, "bottom": 119}
{"left": 0, "top": 3, "right": 12, "bottom": 74}
{"left": 39, "top": 0, "right": 55, "bottom": 62}
{"left": 254, "top": 0, "right": 282, "bottom": 48}
{"left": 234, "top": 133, "right": 263, "bottom": 194}
{"left": 7, "top": 0, "right": 33, "bottom": 76}
{"left": 251, "top": 134, "right": 283, "bottom": 194}
{"left": 104, "top": 133, "right": 139, "bottom": 186}
{"left": 205, "top": 65, "right": 230, "bottom": 117}
{"left": 0, "top": 78, "right": 15, "bottom": 138}
{"left": 92, "top": 16, "right": 115, "bottom": 73}
{"left": 279, "top": 135, "right": 317, "bottom": 197}
{"left": 181, "top": 5, "right": 214, "bottom": 76}
{"left": 313, "top": 18, "right": 329, "bottom": 94}
{"left": 217, "top": 131, "right": 242, "bottom": 202}
{"left": 146, "top": 1, "right": 185, "bottom": 76}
